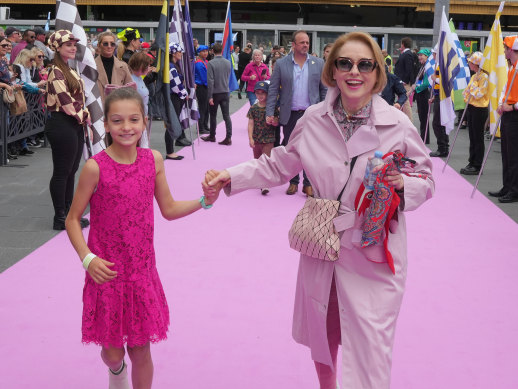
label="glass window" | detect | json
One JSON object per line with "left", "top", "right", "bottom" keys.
{"left": 246, "top": 30, "right": 275, "bottom": 53}
{"left": 388, "top": 34, "right": 433, "bottom": 62}
{"left": 317, "top": 32, "right": 342, "bottom": 59}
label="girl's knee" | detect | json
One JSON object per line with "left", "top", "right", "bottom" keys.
{"left": 127, "top": 343, "right": 151, "bottom": 364}
{"left": 101, "top": 347, "right": 125, "bottom": 366}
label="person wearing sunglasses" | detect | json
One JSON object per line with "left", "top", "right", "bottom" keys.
{"left": 95, "top": 31, "right": 132, "bottom": 103}
{"left": 204, "top": 31, "right": 434, "bottom": 389}
{"left": 9, "top": 29, "right": 36, "bottom": 65}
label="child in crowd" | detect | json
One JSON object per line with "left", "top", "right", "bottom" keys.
{"left": 247, "top": 81, "right": 279, "bottom": 195}
{"left": 128, "top": 51, "right": 152, "bottom": 148}
{"left": 66, "top": 87, "right": 217, "bottom": 389}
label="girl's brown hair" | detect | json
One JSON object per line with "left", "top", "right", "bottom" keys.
{"left": 128, "top": 51, "right": 151, "bottom": 73}
{"left": 321, "top": 32, "right": 387, "bottom": 94}
{"left": 52, "top": 46, "right": 81, "bottom": 93}
{"left": 103, "top": 87, "right": 145, "bottom": 146}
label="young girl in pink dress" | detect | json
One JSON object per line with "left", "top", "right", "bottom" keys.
{"left": 66, "top": 87, "right": 216, "bottom": 389}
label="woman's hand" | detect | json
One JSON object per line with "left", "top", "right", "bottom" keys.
{"left": 249, "top": 137, "right": 255, "bottom": 148}
{"left": 37, "top": 80, "right": 46, "bottom": 88}
{"left": 385, "top": 168, "right": 404, "bottom": 191}
{"left": 87, "top": 256, "right": 117, "bottom": 284}
{"left": 202, "top": 169, "right": 228, "bottom": 204}
{"left": 250, "top": 74, "right": 257, "bottom": 80}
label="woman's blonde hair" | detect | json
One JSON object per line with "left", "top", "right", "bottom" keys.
{"left": 13, "top": 49, "right": 33, "bottom": 67}
{"left": 322, "top": 32, "right": 387, "bottom": 94}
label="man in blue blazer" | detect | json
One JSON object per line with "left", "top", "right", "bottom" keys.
{"left": 266, "top": 30, "right": 327, "bottom": 197}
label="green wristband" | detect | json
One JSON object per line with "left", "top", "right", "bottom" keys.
{"left": 199, "top": 196, "right": 213, "bottom": 210}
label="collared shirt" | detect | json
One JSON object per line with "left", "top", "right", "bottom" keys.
{"left": 332, "top": 96, "right": 372, "bottom": 142}
{"left": 46, "top": 66, "right": 89, "bottom": 125}
{"left": 291, "top": 54, "right": 311, "bottom": 111}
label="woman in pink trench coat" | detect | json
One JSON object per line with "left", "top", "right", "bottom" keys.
{"left": 205, "top": 32, "right": 434, "bottom": 389}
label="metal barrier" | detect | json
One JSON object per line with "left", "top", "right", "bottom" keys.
{"left": 0, "top": 91, "right": 47, "bottom": 166}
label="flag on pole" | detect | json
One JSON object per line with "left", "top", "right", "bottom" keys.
{"left": 222, "top": 1, "right": 239, "bottom": 92}
{"left": 424, "top": 44, "right": 437, "bottom": 88}
{"left": 156, "top": 0, "right": 182, "bottom": 140}
{"left": 44, "top": 12, "right": 51, "bottom": 32}
{"left": 481, "top": 1, "right": 507, "bottom": 135}
{"left": 170, "top": 0, "right": 199, "bottom": 130}
{"left": 55, "top": 0, "right": 105, "bottom": 156}
{"left": 449, "top": 20, "right": 471, "bottom": 111}
{"left": 438, "top": 7, "right": 461, "bottom": 134}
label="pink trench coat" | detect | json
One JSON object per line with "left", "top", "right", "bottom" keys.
{"left": 226, "top": 87, "right": 434, "bottom": 388}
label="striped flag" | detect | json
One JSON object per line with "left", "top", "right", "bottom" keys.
{"left": 222, "top": 1, "right": 239, "bottom": 92}
{"left": 424, "top": 46, "right": 437, "bottom": 88}
{"left": 156, "top": 0, "right": 182, "bottom": 140}
{"left": 481, "top": 1, "right": 507, "bottom": 135}
{"left": 449, "top": 20, "right": 471, "bottom": 111}
{"left": 438, "top": 7, "right": 461, "bottom": 134}
{"left": 170, "top": 0, "right": 199, "bottom": 130}
{"left": 55, "top": 0, "right": 105, "bottom": 156}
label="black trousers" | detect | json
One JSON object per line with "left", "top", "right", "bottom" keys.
{"left": 165, "top": 93, "right": 186, "bottom": 154}
{"left": 209, "top": 92, "right": 232, "bottom": 138}
{"left": 282, "top": 110, "right": 310, "bottom": 187}
{"left": 196, "top": 85, "right": 209, "bottom": 132}
{"left": 500, "top": 110, "right": 518, "bottom": 194}
{"left": 415, "top": 90, "right": 430, "bottom": 144}
{"left": 432, "top": 98, "right": 449, "bottom": 152}
{"left": 44, "top": 112, "right": 85, "bottom": 215}
{"left": 466, "top": 104, "right": 488, "bottom": 169}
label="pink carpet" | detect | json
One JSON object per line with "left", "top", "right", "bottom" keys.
{"left": 1, "top": 103, "right": 517, "bottom": 388}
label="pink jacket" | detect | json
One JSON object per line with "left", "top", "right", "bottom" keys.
{"left": 226, "top": 87, "right": 434, "bottom": 387}
{"left": 240, "top": 61, "right": 270, "bottom": 92}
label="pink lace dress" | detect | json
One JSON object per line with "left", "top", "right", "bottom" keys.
{"left": 82, "top": 148, "right": 169, "bottom": 348}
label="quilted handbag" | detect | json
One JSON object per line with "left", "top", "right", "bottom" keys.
{"left": 288, "top": 156, "right": 357, "bottom": 262}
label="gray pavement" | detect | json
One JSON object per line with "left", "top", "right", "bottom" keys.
{"left": 1, "top": 94, "right": 516, "bottom": 273}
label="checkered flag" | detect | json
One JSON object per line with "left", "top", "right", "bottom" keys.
{"left": 56, "top": 0, "right": 105, "bottom": 157}
{"left": 171, "top": 0, "right": 200, "bottom": 130}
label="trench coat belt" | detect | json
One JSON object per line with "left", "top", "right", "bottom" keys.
{"left": 333, "top": 210, "right": 358, "bottom": 250}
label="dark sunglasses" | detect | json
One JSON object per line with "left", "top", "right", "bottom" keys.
{"left": 0, "top": 44, "right": 10, "bottom": 48}
{"left": 28, "top": 35, "right": 36, "bottom": 39}
{"left": 37, "top": 55, "right": 44, "bottom": 59}
{"left": 102, "top": 42, "right": 116, "bottom": 47}
{"left": 334, "top": 57, "right": 377, "bottom": 73}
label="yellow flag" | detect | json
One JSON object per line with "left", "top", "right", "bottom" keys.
{"left": 481, "top": 1, "right": 507, "bottom": 135}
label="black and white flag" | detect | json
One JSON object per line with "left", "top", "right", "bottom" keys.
{"left": 55, "top": 0, "right": 105, "bottom": 156}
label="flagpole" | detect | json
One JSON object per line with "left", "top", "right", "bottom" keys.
{"left": 442, "top": 92, "right": 473, "bottom": 173}
{"left": 424, "top": 99, "right": 432, "bottom": 147}
{"left": 471, "top": 62, "right": 518, "bottom": 198}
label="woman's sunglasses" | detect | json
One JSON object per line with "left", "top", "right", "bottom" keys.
{"left": 102, "top": 42, "right": 116, "bottom": 47}
{"left": 0, "top": 44, "right": 10, "bottom": 48}
{"left": 334, "top": 57, "right": 377, "bottom": 73}
{"left": 37, "top": 55, "right": 44, "bottom": 59}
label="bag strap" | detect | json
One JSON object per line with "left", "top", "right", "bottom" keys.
{"left": 337, "top": 156, "right": 358, "bottom": 202}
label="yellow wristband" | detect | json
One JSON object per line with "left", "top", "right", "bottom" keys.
{"left": 82, "top": 253, "right": 96, "bottom": 270}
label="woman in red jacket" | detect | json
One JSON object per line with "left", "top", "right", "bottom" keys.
{"left": 240, "top": 49, "right": 269, "bottom": 105}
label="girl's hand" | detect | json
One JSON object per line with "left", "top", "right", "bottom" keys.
{"left": 385, "top": 168, "right": 404, "bottom": 191}
{"left": 87, "top": 256, "right": 117, "bottom": 284}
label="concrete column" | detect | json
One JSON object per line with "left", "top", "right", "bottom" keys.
{"left": 433, "top": 0, "right": 450, "bottom": 47}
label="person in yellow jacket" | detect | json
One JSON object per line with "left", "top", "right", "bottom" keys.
{"left": 460, "top": 51, "right": 489, "bottom": 175}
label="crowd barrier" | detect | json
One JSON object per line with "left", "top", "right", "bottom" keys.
{"left": 0, "top": 92, "right": 47, "bottom": 165}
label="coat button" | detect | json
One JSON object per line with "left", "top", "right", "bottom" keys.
{"left": 344, "top": 161, "right": 349, "bottom": 166}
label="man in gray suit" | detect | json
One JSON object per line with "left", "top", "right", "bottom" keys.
{"left": 266, "top": 30, "right": 327, "bottom": 197}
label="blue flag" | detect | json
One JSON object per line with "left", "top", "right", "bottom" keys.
{"left": 222, "top": 1, "right": 239, "bottom": 92}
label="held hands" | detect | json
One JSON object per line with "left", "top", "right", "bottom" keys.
{"left": 87, "top": 256, "right": 117, "bottom": 285}
{"left": 202, "top": 169, "right": 231, "bottom": 204}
